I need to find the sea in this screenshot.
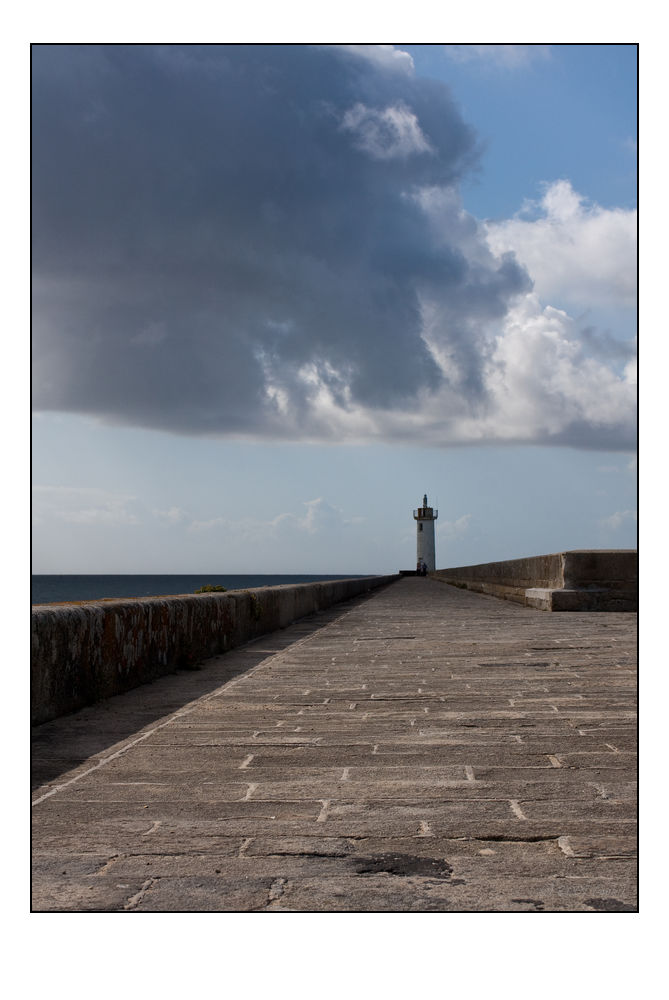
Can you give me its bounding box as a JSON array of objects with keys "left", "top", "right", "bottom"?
[{"left": 31, "top": 574, "right": 362, "bottom": 606}]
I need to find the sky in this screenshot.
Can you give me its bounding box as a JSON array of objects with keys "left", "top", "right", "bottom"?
[{"left": 31, "top": 42, "right": 638, "bottom": 574}]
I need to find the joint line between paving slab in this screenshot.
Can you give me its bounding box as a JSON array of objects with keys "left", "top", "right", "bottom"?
[{"left": 124, "top": 877, "right": 158, "bottom": 911}]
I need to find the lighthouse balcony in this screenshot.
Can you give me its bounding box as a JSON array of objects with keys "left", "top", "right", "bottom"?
[{"left": 413, "top": 508, "right": 438, "bottom": 519}]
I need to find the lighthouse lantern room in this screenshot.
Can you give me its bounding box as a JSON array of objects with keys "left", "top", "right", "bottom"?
[{"left": 413, "top": 494, "right": 438, "bottom": 573}]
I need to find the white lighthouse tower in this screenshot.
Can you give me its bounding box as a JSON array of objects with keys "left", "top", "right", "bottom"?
[{"left": 413, "top": 493, "right": 438, "bottom": 573}]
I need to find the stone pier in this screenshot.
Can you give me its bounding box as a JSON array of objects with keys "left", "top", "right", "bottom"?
[{"left": 31, "top": 577, "right": 637, "bottom": 912}]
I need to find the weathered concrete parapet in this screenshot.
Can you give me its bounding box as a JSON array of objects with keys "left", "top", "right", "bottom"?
[
  {"left": 432, "top": 550, "right": 637, "bottom": 612},
  {"left": 31, "top": 575, "right": 398, "bottom": 725}
]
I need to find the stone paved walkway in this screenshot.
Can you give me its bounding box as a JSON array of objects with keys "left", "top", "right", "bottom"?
[{"left": 31, "top": 577, "right": 637, "bottom": 911}]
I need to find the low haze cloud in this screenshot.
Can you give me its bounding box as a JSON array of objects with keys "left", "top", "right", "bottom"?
[
  {"left": 32, "top": 485, "right": 140, "bottom": 526},
  {"left": 32, "top": 45, "right": 635, "bottom": 450}
]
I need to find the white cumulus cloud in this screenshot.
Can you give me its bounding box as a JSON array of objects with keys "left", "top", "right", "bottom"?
[
  {"left": 485, "top": 180, "right": 637, "bottom": 310},
  {"left": 336, "top": 45, "right": 415, "bottom": 75},
  {"left": 601, "top": 509, "right": 637, "bottom": 530},
  {"left": 152, "top": 506, "right": 188, "bottom": 524}
]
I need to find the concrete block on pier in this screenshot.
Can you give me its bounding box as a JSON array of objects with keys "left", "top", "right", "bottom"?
[{"left": 433, "top": 550, "right": 637, "bottom": 612}]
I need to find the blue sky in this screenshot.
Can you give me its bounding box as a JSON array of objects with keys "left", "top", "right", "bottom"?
[
  {"left": 31, "top": 43, "right": 637, "bottom": 574},
  {"left": 407, "top": 44, "right": 637, "bottom": 218}
]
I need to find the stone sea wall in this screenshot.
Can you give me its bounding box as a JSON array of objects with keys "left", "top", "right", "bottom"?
[
  {"left": 432, "top": 550, "right": 637, "bottom": 612},
  {"left": 31, "top": 575, "right": 398, "bottom": 724}
]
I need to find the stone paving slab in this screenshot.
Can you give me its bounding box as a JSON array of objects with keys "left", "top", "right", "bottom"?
[{"left": 31, "top": 577, "right": 637, "bottom": 912}]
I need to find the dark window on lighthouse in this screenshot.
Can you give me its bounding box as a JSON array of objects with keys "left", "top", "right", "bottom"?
[{"left": 419, "top": 523, "right": 423, "bottom": 531}]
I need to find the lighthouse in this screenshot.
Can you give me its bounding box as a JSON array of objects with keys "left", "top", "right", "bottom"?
[{"left": 413, "top": 493, "right": 438, "bottom": 573}]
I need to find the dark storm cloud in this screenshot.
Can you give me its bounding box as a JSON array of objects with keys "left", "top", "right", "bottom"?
[{"left": 32, "top": 44, "right": 530, "bottom": 436}]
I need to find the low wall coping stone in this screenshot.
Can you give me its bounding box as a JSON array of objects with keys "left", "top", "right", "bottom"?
[{"left": 433, "top": 550, "right": 637, "bottom": 612}]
